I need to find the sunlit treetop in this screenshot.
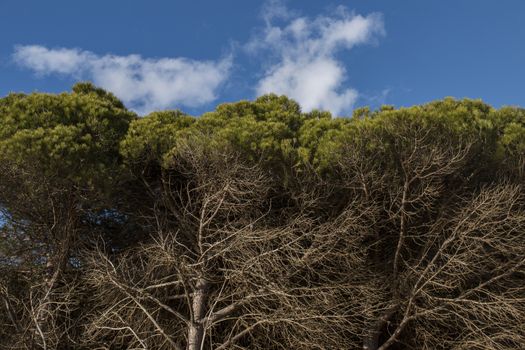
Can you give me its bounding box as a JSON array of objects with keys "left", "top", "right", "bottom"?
[{"left": 0, "top": 82, "right": 135, "bottom": 188}]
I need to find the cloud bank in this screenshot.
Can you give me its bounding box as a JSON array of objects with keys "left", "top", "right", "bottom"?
[
  {"left": 249, "top": 5, "right": 384, "bottom": 115},
  {"left": 13, "top": 3, "right": 384, "bottom": 116},
  {"left": 13, "top": 45, "right": 231, "bottom": 113}
]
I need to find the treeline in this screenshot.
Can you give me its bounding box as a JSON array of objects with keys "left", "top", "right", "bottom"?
[{"left": 0, "top": 83, "right": 524, "bottom": 349}]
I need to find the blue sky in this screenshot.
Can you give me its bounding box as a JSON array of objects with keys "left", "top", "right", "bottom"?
[{"left": 1, "top": 0, "right": 525, "bottom": 116}]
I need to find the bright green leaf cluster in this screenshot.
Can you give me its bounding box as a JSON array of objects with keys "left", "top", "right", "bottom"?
[
  {"left": 0, "top": 82, "right": 135, "bottom": 188},
  {"left": 2, "top": 84, "right": 525, "bottom": 189}
]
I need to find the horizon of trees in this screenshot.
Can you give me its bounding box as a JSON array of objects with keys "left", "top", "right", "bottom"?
[{"left": 1, "top": 82, "right": 525, "bottom": 349}]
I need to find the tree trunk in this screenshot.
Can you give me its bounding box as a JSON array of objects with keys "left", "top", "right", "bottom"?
[
  {"left": 363, "top": 305, "right": 398, "bottom": 350},
  {"left": 187, "top": 278, "right": 208, "bottom": 350},
  {"left": 187, "top": 322, "right": 205, "bottom": 350}
]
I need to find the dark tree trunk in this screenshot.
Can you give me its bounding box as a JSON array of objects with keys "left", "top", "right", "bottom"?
[{"left": 363, "top": 305, "right": 398, "bottom": 350}]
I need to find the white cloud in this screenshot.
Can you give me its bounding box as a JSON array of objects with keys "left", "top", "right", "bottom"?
[
  {"left": 13, "top": 45, "right": 231, "bottom": 113},
  {"left": 13, "top": 45, "right": 92, "bottom": 76},
  {"left": 250, "top": 4, "right": 384, "bottom": 116},
  {"left": 260, "top": 0, "right": 294, "bottom": 24}
]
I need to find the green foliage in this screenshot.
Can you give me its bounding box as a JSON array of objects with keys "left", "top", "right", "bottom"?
[
  {"left": 0, "top": 86, "right": 516, "bottom": 189},
  {"left": 0, "top": 82, "right": 135, "bottom": 188},
  {"left": 314, "top": 98, "right": 499, "bottom": 178},
  {"left": 493, "top": 107, "right": 525, "bottom": 161},
  {"left": 297, "top": 112, "right": 349, "bottom": 168},
  {"left": 189, "top": 94, "right": 304, "bottom": 164},
  {"left": 120, "top": 110, "right": 195, "bottom": 167}
]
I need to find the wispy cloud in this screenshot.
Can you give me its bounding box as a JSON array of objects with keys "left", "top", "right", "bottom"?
[
  {"left": 13, "top": 3, "right": 385, "bottom": 116},
  {"left": 248, "top": 3, "right": 385, "bottom": 115},
  {"left": 260, "top": 0, "right": 295, "bottom": 24},
  {"left": 13, "top": 45, "right": 231, "bottom": 113}
]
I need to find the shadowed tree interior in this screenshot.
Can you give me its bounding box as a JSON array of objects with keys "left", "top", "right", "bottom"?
[{"left": 1, "top": 84, "right": 525, "bottom": 349}]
